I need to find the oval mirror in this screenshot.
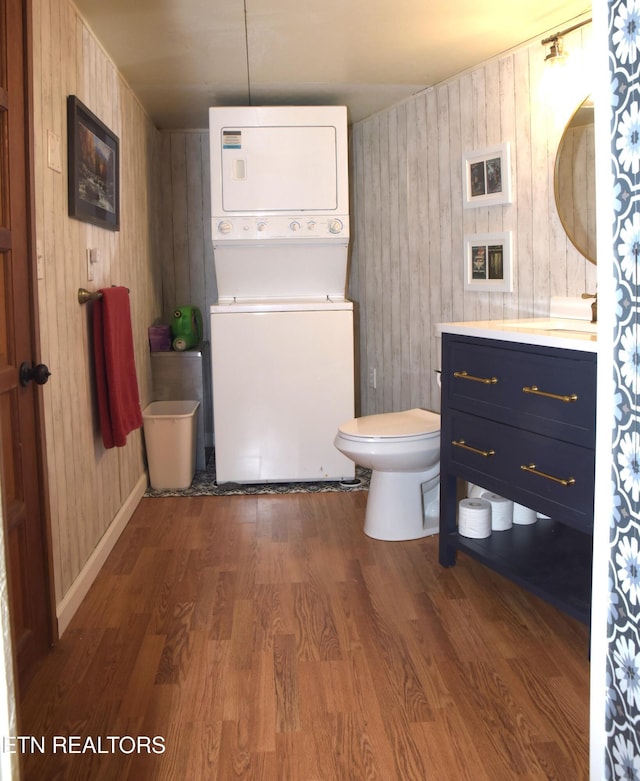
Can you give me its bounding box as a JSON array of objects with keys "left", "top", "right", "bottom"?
[{"left": 554, "top": 96, "right": 596, "bottom": 264}]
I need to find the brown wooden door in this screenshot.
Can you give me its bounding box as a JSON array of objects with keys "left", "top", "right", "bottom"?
[{"left": 0, "top": 0, "right": 54, "bottom": 692}]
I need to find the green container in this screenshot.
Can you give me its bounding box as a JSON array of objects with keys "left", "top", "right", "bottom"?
[{"left": 171, "top": 306, "right": 202, "bottom": 351}]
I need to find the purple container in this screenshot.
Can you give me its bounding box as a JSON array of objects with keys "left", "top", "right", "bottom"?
[{"left": 148, "top": 325, "right": 172, "bottom": 352}]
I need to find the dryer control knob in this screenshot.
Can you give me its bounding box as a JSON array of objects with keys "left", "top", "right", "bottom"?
[
  {"left": 307, "top": 220, "right": 317, "bottom": 231},
  {"left": 218, "top": 220, "right": 233, "bottom": 235},
  {"left": 290, "top": 220, "right": 301, "bottom": 232},
  {"left": 257, "top": 221, "right": 267, "bottom": 232},
  {"left": 329, "top": 219, "right": 343, "bottom": 234}
]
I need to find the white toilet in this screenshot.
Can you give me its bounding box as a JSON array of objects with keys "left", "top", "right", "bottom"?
[{"left": 334, "top": 408, "right": 441, "bottom": 541}]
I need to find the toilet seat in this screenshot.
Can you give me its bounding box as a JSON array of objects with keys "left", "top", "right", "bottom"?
[{"left": 337, "top": 408, "right": 440, "bottom": 442}]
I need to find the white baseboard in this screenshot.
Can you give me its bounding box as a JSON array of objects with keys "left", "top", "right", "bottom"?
[{"left": 56, "top": 472, "right": 148, "bottom": 637}]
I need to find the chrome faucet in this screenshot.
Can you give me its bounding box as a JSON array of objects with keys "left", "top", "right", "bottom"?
[{"left": 581, "top": 292, "right": 597, "bottom": 324}]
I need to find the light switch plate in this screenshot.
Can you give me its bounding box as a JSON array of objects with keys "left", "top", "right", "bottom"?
[{"left": 47, "top": 130, "right": 62, "bottom": 173}]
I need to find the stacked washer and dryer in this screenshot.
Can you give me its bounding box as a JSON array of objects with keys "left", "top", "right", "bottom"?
[{"left": 208, "top": 106, "right": 356, "bottom": 484}]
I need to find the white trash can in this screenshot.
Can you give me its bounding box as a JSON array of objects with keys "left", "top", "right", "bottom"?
[{"left": 142, "top": 400, "right": 200, "bottom": 490}]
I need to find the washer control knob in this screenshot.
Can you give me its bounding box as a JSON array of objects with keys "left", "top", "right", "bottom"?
[
  {"left": 290, "top": 220, "right": 301, "bottom": 232},
  {"left": 257, "top": 221, "right": 267, "bottom": 232},
  {"left": 307, "top": 220, "right": 317, "bottom": 231},
  {"left": 218, "top": 220, "right": 232, "bottom": 235},
  {"left": 329, "top": 219, "right": 343, "bottom": 234}
]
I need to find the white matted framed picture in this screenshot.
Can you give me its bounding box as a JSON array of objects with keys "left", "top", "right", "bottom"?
[
  {"left": 463, "top": 232, "right": 513, "bottom": 292},
  {"left": 462, "top": 143, "right": 512, "bottom": 208}
]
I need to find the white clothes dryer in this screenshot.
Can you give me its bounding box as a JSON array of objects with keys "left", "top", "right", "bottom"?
[{"left": 210, "top": 298, "right": 355, "bottom": 484}]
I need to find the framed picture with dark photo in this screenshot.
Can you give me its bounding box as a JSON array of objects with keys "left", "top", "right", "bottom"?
[
  {"left": 463, "top": 143, "right": 512, "bottom": 208},
  {"left": 464, "top": 232, "right": 513, "bottom": 292},
  {"left": 67, "top": 95, "right": 120, "bottom": 230}
]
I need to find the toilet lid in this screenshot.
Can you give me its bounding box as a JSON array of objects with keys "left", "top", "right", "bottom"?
[{"left": 338, "top": 408, "right": 440, "bottom": 439}]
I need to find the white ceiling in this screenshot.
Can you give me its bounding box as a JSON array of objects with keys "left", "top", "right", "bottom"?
[{"left": 73, "top": 0, "right": 592, "bottom": 130}]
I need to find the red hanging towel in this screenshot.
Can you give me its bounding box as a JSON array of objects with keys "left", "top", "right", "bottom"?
[{"left": 93, "top": 286, "right": 143, "bottom": 448}]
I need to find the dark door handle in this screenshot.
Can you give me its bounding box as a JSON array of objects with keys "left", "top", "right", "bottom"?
[{"left": 19, "top": 362, "right": 51, "bottom": 387}]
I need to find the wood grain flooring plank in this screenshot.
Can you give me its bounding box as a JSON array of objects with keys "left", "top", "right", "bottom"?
[
  {"left": 381, "top": 705, "right": 430, "bottom": 779},
  {"left": 147, "top": 548, "right": 193, "bottom": 636},
  {"left": 409, "top": 708, "right": 493, "bottom": 781},
  {"left": 208, "top": 569, "right": 237, "bottom": 641},
  {"left": 409, "top": 590, "right": 460, "bottom": 662},
  {"left": 229, "top": 598, "right": 255, "bottom": 670},
  {"left": 218, "top": 719, "right": 252, "bottom": 780},
  {"left": 507, "top": 656, "right": 589, "bottom": 772},
  {"left": 219, "top": 663, "right": 253, "bottom": 727},
  {"left": 20, "top": 626, "right": 106, "bottom": 734},
  {"left": 302, "top": 533, "right": 349, "bottom": 585},
  {"left": 248, "top": 750, "right": 280, "bottom": 781},
  {"left": 255, "top": 540, "right": 296, "bottom": 586},
  {"left": 273, "top": 633, "right": 301, "bottom": 734},
  {"left": 320, "top": 658, "right": 358, "bottom": 714},
  {"left": 293, "top": 579, "right": 343, "bottom": 662},
  {"left": 347, "top": 644, "right": 399, "bottom": 740},
  {"left": 251, "top": 582, "right": 296, "bottom": 652},
  {"left": 71, "top": 572, "right": 135, "bottom": 630},
  {"left": 138, "top": 684, "right": 179, "bottom": 744},
  {"left": 437, "top": 594, "right": 499, "bottom": 663},
  {"left": 530, "top": 738, "right": 588, "bottom": 781},
  {"left": 234, "top": 522, "right": 261, "bottom": 598},
  {"left": 188, "top": 563, "right": 220, "bottom": 631},
  {"left": 316, "top": 711, "right": 382, "bottom": 781},
  {"left": 115, "top": 632, "right": 166, "bottom": 722},
  {"left": 329, "top": 578, "right": 365, "bottom": 654},
  {"left": 345, "top": 560, "right": 434, "bottom": 722},
  {"left": 439, "top": 657, "right": 547, "bottom": 780},
  {"left": 177, "top": 638, "right": 229, "bottom": 725},
  {"left": 247, "top": 650, "right": 277, "bottom": 754},
  {"left": 153, "top": 601, "right": 194, "bottom": 685},
  {"left": 103, "top": 522, "right": 150, "bottom": 576},
  {"left": 402, "top": 617, "right": 457, "bottom": 711},
  {"left": 120, "top": 547, "right": 173, "bottom": 618},
  {"left": 275, "top": 732, "right": 323, "bottom": 780}
]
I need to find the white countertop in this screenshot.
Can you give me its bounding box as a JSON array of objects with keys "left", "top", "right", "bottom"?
[{"left": 437, "top": 318, "right": 598, "bottom": 353}]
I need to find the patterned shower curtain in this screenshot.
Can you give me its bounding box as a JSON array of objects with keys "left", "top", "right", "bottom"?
[{"left": 605, "top": 0, "right": 640, "bottom": 776}]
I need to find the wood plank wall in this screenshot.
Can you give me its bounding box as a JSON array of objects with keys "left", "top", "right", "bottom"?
[
  {"left": 31, "top": 0, "right": 162, "bottom": 605},
  {"left": 351, "top": 23, "right": 596, "bottom": 417},
  {"left": 157, "top": 132, "right": 216, "bottom": 447}
]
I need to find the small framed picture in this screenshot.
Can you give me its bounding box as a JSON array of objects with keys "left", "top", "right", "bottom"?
[
  {"left": 67, "top": 95, "right": 120, "bottom": 231},
  {"left": 463, "top": 143, "right": 512, "bottom": 208},
  {"left": 463, "top": 232, "right": 513, "bottom": 292}
]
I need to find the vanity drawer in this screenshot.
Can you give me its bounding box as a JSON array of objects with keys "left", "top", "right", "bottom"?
[
  {"left": 444, "top": 337, "right": 596, "bottom": 446},
  {"left": 445, "top": 411, "right": 595, "bottom": 527}
]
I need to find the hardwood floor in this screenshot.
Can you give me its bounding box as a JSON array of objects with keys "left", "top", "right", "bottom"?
[{"left": 20, "top": 492, "right": 590, "bottom": 780}]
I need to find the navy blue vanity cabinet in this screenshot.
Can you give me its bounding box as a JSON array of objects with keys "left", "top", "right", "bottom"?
[{"left": 438, "top": 333, "right": 596, "bottom": 624}]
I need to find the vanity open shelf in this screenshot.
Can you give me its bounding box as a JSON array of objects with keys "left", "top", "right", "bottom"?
[
  {"left": 438, "top": 327, "right": 596, "bottom": 625},
  {"left": 446, "top": 517, "right": 592, "bottom": 624}
]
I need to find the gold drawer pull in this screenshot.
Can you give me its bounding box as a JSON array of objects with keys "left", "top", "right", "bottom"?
[
  {"left": 520, "top": 463, "right": 576, "bottom": 487},
  {"left": 453, "top": 370, "right": 498, "bottom": 385},
  {"left": 452, "top": 439, "right": 495, "bottom": 457},
  {"left": 522, "top": 385, "right": 578, "bottom": 403}
]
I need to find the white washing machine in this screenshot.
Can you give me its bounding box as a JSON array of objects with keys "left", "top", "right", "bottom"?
[
  {"left": 208, "top": 105, "right": 355, "bottom": 484},
  {"left": 210, "top": 298, "right": 354, "bottom": 484}
]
